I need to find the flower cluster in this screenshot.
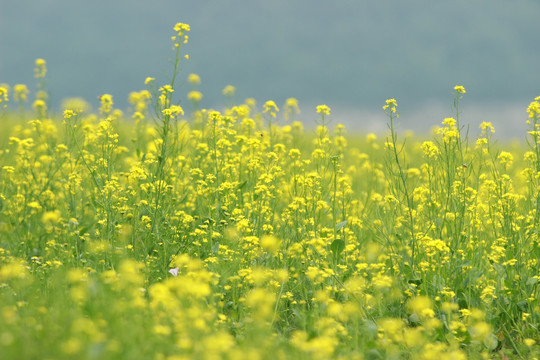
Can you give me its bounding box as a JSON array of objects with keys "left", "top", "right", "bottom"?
[{"left": 0, "top": 23, "right": 538, "bottom": 360}]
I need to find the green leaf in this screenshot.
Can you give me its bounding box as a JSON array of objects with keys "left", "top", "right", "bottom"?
[
  {"left": 330, "top": 239, "right": 345, "bottom": 255},
  {"left": 483, "top": 333, "right": 498, "bottom": 351},
  {"left": 365, "top": 349, "right": 382, "bottom": 360},
  {"left": 237, "top": 180, "right": 247, "bottom": 190},
  {"left": 492, "top": 263, "right": 505, "bottom": 274},
  {"left": 517, "top": 301, "right": 529, "bottom": 312},
  {"left": 336, "top": 220, "right": 347, "bottom": 231},
  {"left": 212, "top": 241, "right": 220, "bottom": 254}
]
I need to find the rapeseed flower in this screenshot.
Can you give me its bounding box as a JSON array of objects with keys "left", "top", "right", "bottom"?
[
  {"left": 32, "top": 99, "right": 47, "bottom": 118},
  {"left": 187, "top": 90, "right": 203, "bottom": 102},
  {"left": 0, "top": 86, "right": 7, "bottom": 108},
  {"left": 260, "top": 234, "right": 280, "bottom": 255},
  {"left": 162, "top": 105, "right": 184, "bottom": 117},
  {"left": 263, "top": 100, "right": 279, "bottom": 118},
  {"left": 187, "top": 73, "right": 201, "bottom": 85},
  {"left": 222, "top": 85, "right": 236, "bottom": 97},
  {"left": 283, "top": 97, "right": 300, "bottom": 121},
  {"left": 454, "top": 85, "right": 466, "bottom": 94},
  {"left": 13, "top": 84, "right": 28, "bottom": 103},
  {"left": 63, "top": 109, "right": 77, "bottom": 119},
  {"left": 0, "top": 259, "right": 28, "bottom": 281},
  {"left": 173, "top": 22, "right": 190, "bottom": 35},
  {"left": 0, "top": 22, "right": 538, "bottom": 360},
  {"left": 99, "top": 94, "right": 114, "bottom": 115},
  {"left": 316, "top": 104, "right": 331, "bottom": 115},
  {"left": 34, "top": 58, "right": 47, "bottom": 78},
  {"left": 41, "top": 210, "right": 61, "bottom": 224},
  {"left": 382, "top": 98, "right": 397, "bottom": 113}
]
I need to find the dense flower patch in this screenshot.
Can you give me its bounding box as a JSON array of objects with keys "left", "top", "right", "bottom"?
[{"left": 0, "top": 22, "right": 538, "bottom": 360}]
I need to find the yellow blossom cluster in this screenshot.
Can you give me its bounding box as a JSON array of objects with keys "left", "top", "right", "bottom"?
[{"left": 0, "top": 23, "right": 538, "bottom": 360}]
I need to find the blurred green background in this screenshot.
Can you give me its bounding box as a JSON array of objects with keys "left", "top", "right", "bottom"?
[{"left": 1, "top": 0, "right": 539, "bottom": 136}]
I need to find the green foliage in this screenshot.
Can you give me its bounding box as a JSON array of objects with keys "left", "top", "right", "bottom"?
[{"left": 0, "top": 21, "right": 539, "bottom": 360}]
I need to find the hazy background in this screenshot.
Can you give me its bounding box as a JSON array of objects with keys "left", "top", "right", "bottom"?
[{"left": 1, "top": 0, "right": 539, "bottom": 138}]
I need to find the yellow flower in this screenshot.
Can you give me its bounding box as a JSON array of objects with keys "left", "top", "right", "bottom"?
[
  {"left": 222, "top": 85, "right": 236, "bottom": 97},
  {"left": 63, "top": 109, "right": 78, "bottom": 119},
  {"left": 42, "top": 210, "right": 61, "bottom": 224},
  {"left": 187, "top": 91, "right": 203, "bottom": 102},
  {"left": 34, "top": 58, "right": 47, "bottom": 79},
  {"left": 316, "top": 104, "right": 331, "bottom": 115},
  {"left": 27, "top": 201, "right": 42, "bottom": 210},
  {"left": 382, "top": 98, "right": 398, "bottom": 115},
  {"left": 61, "top": 338, "right": 81, "bottom": 355},
  {"left": 497, "top": 151, "right": 514, "bottom": 167},
  {"left": 476, "top": 138, "right": 488, "bottom": 146},
  {"left": 454, "top": 85, "right": 466, "bottom": 94},
  {"left": 159, "top": 85, "right": 174, "bottom": 94},
  {"left": 0, "top": 86, "right": 8, "bottom": 107},
  {"left": 421, "top": 141, "right": 440, "bottom": 159},
  {"left": 152, "top": 324, "right": 171, "bottom": 336},
  {"left": 246, "top": 97, "right": 256, "bottom": 107},
  {"left": 480, "top": 285, "right": 497, "bottom": 303},
  {"left": 162, "top": 105, "right": 184, "bottom": 117},
  {"left": 385, "top": 98, "right": 397, "bottom": 107},
  {"left": 284, "top": 97, "right": 300, "bottom": 121},
  {"left": 469, "top": 321, "right": 492, "bottom": 341},
  {"left": 245, "top": 288, "right": 276, "bottom": 320},
  {"left": 442, "top": 117, "right": 456, "bottom": 127},
  {"left": 366, "top": 133, "right": 377, "bottom": 143},
  {"left": 407, "top": 296, "right": 434, "bottom": 319},
  {"left": 260, "top": 235, "right": 281, "bottom": 255},
  {"left": 13, "top": 84, "right": 29, "bottom": 103},
  {"left": 173, "top": 22, "right": 191, "bottom": 35},
  {"left": 33, "top": 99, "right": 47, "bottom": 117},
  {"left": 209, "top": 110, "right": 221, "bottom": 123},
  {"left": 480, "top": 121, "right": 495, "bottom": 134},
  {"left": 527, "top": 99, "right": 540, "bottom": 120},
  {"left": 288, "top": 148, "right": 301, "bottom": 159},
  {"left": 187, "top": 73, "right": 201, "bottom": 85},
  {"left": 263, "top": 100, "right": 280, "bottom": 118},
  {"left": 99, "top": 94, "right": 114, "bottom": 114},
  {"left": 0, "top": 259, "right": 29, "bottom": 281}
]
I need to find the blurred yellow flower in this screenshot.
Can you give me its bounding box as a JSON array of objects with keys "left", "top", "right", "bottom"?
[
  {"left": 187, "top": 73, "right": 201, "bottom": 85},
  {"left": 316, "top": 104, "right": 331, "bottom": 115},
  {"left": 222, "top": 85, "right": 236, "bottom": 97},
  {"left": 263, "top": 100, "right": 279, "bottom": 118},
  {"left": 0, "top": 86, "right": 8, "bottom": 108},
  {"left": 454, "top": 85, "right": 466, "bottom": 94},
  {"left": 34, "top": 58, "right": 47, "bottom": 79},
  {"left": 13, "top": 84, "right": 29, "bottom": 103},
  {"left": 187, "top": 91, "right": 203, "bottom": 102}
]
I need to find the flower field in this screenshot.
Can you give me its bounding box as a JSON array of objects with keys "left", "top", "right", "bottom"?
[{"left": 0, "top": 22, "right": 539, "bottom": 360}]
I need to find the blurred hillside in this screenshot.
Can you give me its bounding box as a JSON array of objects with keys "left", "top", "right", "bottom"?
[{"left": 1, "top": 0, "right": 539, "bottom": 136}]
